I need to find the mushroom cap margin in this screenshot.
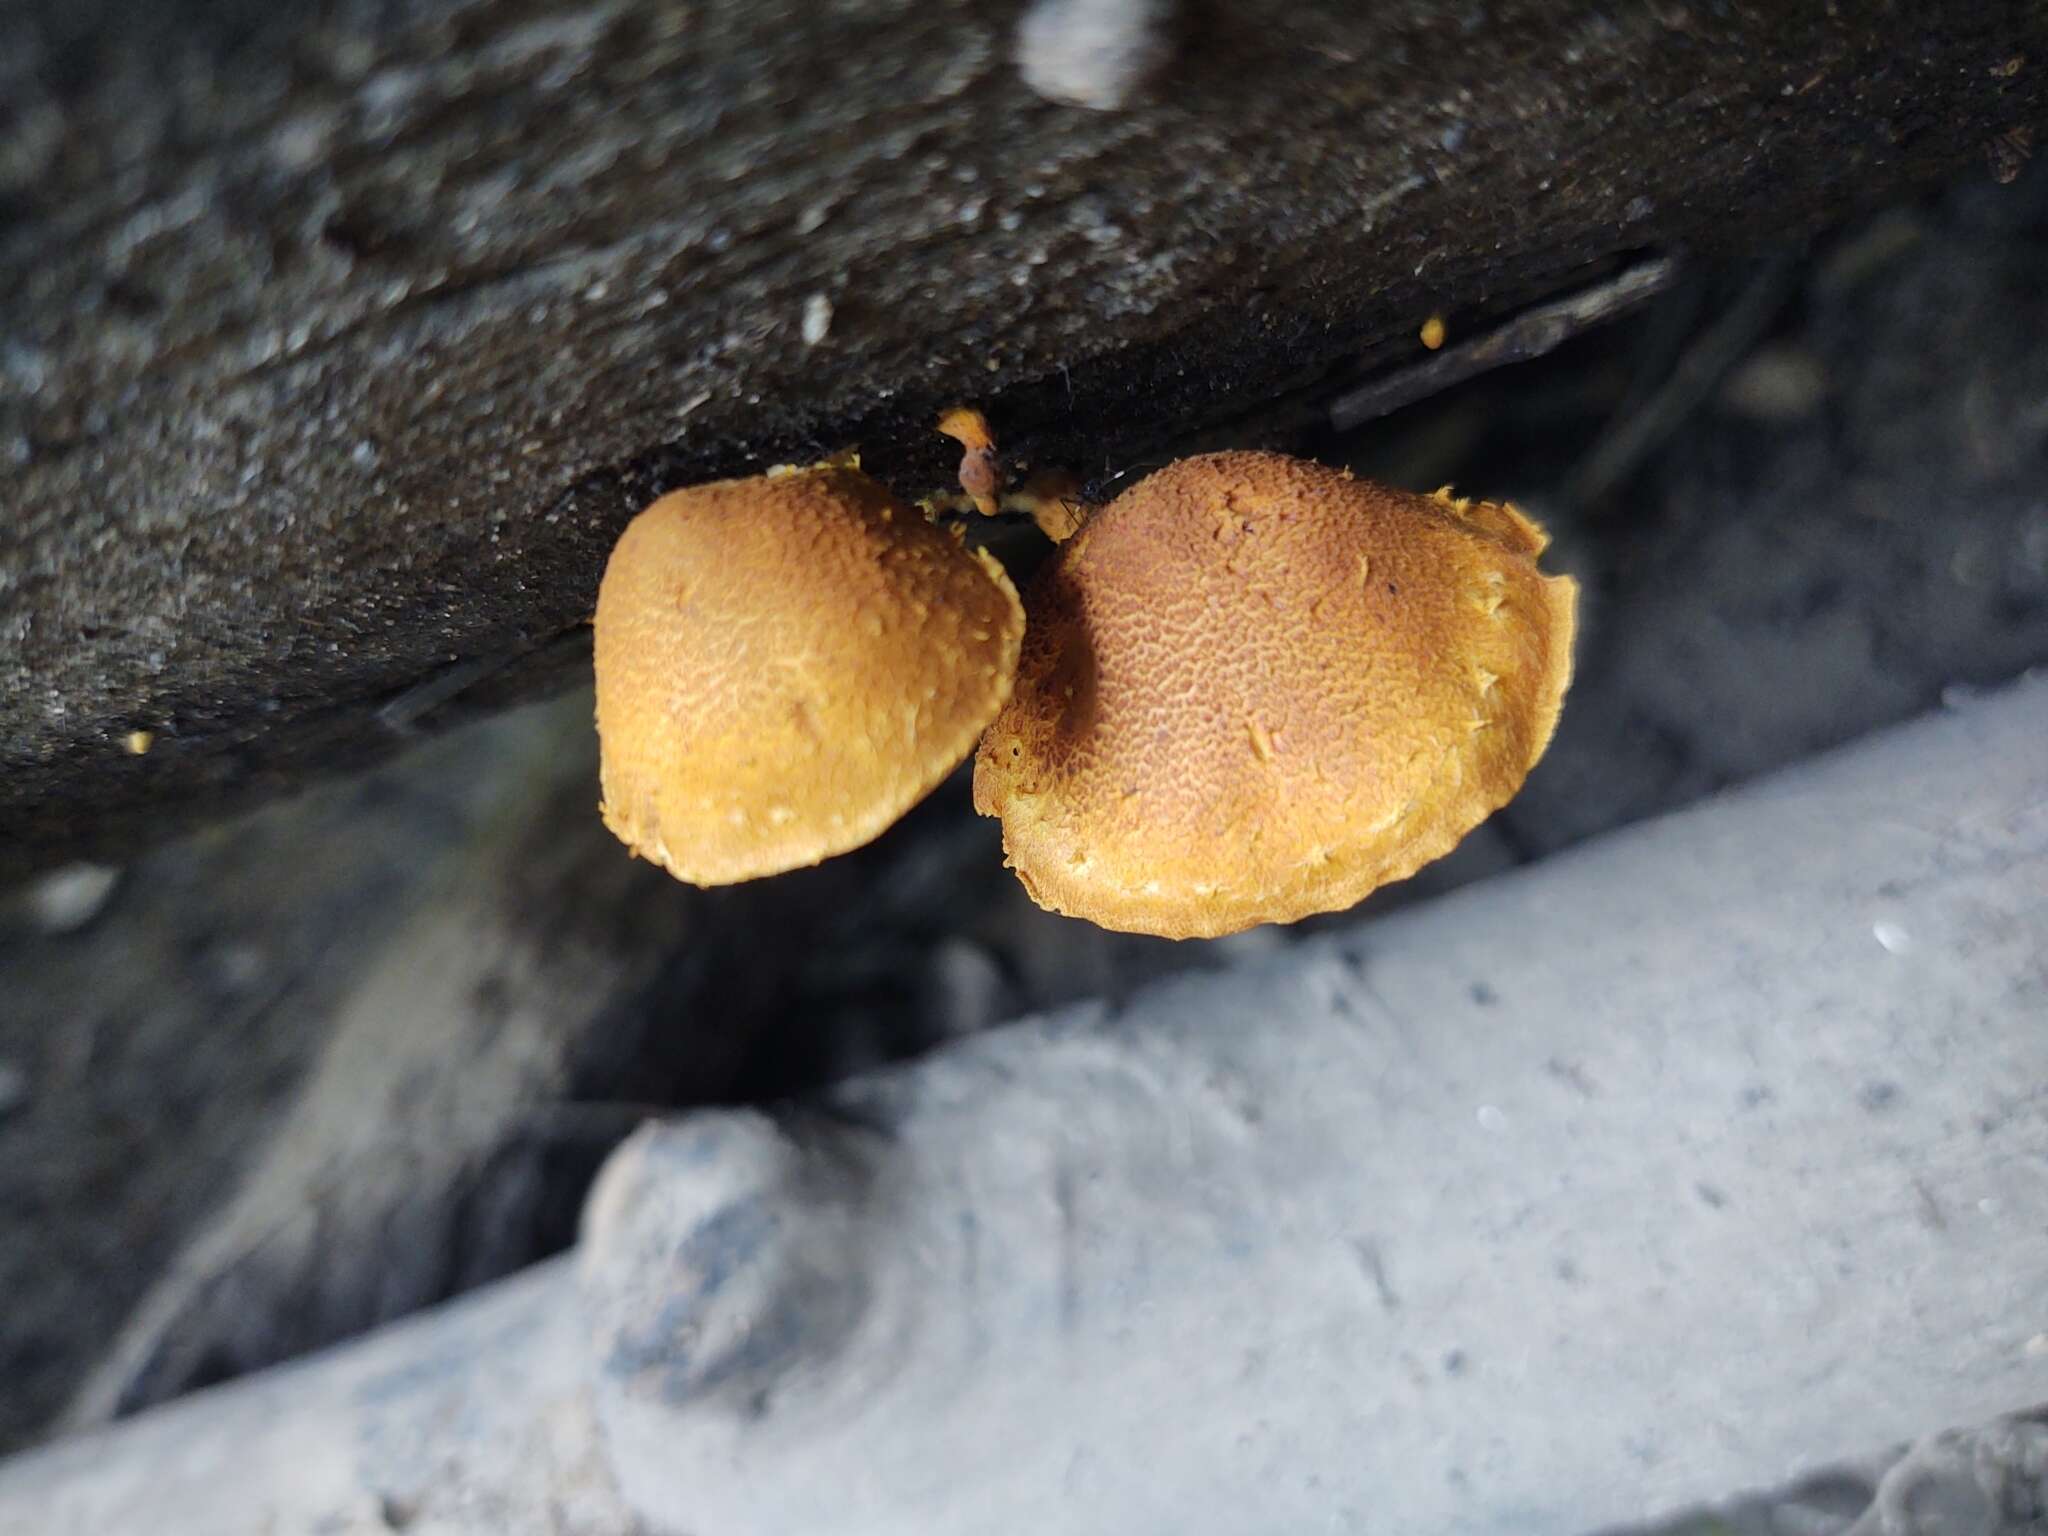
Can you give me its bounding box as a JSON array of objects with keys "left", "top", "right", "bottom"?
[
  {"left": 597, "top": 464, "right": 1025, "bottom": 885},
  {"left": 972, "top": 451, "right": 1577, "bottom": 938}
]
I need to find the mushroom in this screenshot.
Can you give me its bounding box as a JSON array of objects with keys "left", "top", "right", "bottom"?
[
  {"left": 932, "top": 408, "right": 1091, "bottom": 541},
  {"left": 972, "top": 451, "right": 1577, "bottom": 938},
  {"left": 936, "top": 407, "right": 1003, "bottom": 517},
  {"left": 595, "top": 462, "right": 1025, "bottom": 885},
  {"left": 1006, "top": 467, "right": 1092, "bottom": 543}
]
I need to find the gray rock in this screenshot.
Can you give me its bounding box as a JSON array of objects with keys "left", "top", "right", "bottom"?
[
  {"left": 1016, "top": 0, "right": 1176, "bottom": 110},
  {"left": 577, "top": 677, "right": 2048, "bottom": 1536}
]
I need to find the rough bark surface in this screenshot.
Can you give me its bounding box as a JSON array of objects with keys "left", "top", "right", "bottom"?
[{"left": 3, "top": 0, "right": 2043, "bottom": 870}]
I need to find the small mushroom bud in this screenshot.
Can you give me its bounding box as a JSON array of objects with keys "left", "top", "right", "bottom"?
[
  {"left": 596, "top": 463, "right": 1025, "bottom": 885},
  {"left": 936, "top": 406, "right": 1004, "bottom": 517},
  {"left": 973, "top": 451, "right": 1578, "bottom": 937},
  {"left": 1007, "top": 467, "right": 1092, "bottom": 544}
]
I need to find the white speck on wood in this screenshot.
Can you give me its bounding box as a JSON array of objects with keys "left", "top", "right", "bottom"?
[
  {"left": 800, "top": 293, "right": 834, "bottom": 347},
  {"left": 1015, "top": 0, "right": 1176, "bottom": 111}
]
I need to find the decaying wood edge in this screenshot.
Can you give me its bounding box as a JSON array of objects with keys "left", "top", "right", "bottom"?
[{"left": 3, "top": 1, "right": 2044, "bottom": 872}]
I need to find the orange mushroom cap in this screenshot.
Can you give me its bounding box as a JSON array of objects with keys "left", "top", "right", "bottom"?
[
  {"left": 972, "top": 451, "right": 1577, "bottom": 938},
  {"left": 596, "top": 463, "right": 1024, "bottom": 885},
  {"left": 937, "top": 406, "right": 1004, "bottom": 517},
  {"left": 1007, "top": 467, "right": 1092, "bottom": 543}
]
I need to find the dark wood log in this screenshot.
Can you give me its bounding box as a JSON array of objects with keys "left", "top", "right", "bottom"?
[{"left": 4, "top": 0, "right": 2043, "bottom": 871}]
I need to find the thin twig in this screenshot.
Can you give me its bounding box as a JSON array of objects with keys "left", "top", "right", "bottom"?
[
  {"left": 1565, "top": 253, "right": 1802, "bottom": 506},
  {"left": 1328, "top": 257, "right": 1680, "bottom": 432},
  {"left": 375, "top": 627, "right": 592, "bottom": 736}
]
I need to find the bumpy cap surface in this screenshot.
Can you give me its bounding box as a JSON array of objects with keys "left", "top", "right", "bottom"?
[
  {"left": 596, "top": 464, "right": 1024, "bottom": 885},
  {"left": 972, "top": 451, "right": 1577, "bottom": 937}
]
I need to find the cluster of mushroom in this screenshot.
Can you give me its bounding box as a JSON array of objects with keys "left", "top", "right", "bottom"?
[{"left": 593, "top": 422, "right": 1577, "bottom": 938}]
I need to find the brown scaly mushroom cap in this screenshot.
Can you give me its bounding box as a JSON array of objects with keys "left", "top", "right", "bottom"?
[
  {"left": 596, "top": 463, "right": 1024, "bottom": 885},
  {"left": 972, "top": 450, "right": 1577, "bottom": 938}
]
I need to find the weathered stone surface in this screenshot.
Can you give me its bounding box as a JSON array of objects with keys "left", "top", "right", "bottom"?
[
  {"left": 3, "top": 676, "right": 2041, "bottom": 1534},
  {"left": 4, "top": 0, "right": 2043, "bottom": 871},
  {"left": 570, "top": 684, "right": 2048, "bottom": 1536}
]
